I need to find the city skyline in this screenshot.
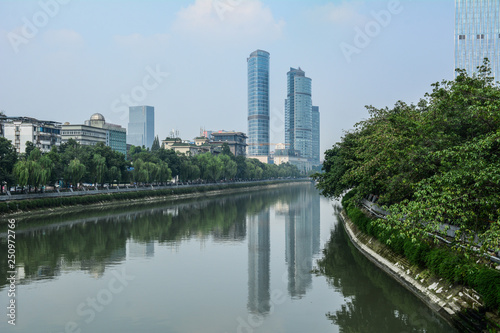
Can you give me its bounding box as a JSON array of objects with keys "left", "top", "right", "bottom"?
[{"left": 1, "top": 1, "right": 458, "bottom": 157}]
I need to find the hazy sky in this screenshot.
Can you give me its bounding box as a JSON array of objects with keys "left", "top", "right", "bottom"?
[{"left": 0, "top": 0, "right": 454, "bottom": 157}]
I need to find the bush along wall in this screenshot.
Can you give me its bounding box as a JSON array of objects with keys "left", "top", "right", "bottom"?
[{"left": 341, "top": 193, "right": 500, "bottom": 312}]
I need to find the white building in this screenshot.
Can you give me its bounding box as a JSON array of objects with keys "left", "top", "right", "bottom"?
[{"left": 2, "top": 117, "right": 61, "bottom": 154}]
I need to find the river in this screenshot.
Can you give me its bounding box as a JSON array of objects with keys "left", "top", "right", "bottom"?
[{"left": 0, "top": 182, "right": 456, "bottom": 332}]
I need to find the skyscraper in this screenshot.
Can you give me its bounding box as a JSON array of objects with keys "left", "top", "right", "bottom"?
[
  {"left": 127, "top": 106, "right": 155, "bottom": 149},
  {"left": 247, "top": 50, "right": 270, "bottom": 158},
  {"left": 455, "top": 0, "right": 500, "bottom": 81},
  {"left": 285, "top": 67, "right": 312, "bottom": 160},
  {"left": 312, "top": 106, "right": 320, "bottom": 165}
]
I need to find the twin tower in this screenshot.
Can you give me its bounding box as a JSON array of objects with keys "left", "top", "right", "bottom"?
[{"left": 247, "top": 50, "right": 320, "bottom": 169}]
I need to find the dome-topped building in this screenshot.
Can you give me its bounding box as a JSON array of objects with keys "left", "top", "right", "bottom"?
[
  {"left": 90, "top": 113, "right": 105, "bottom": 122},
  {"left": 63, "top": 113, "right": 127, "bottom": 156},
  {"left": 88, "top": 113, "right": 106, "bottom": 126}
]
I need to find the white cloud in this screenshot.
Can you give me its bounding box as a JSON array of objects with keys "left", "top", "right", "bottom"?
[{"left": 172, "top": 0, "right": 285, "bottom": 42}]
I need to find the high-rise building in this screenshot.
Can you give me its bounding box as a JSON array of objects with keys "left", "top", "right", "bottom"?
[
  {"left": 128, "top": 106, "right": 155, "bottom": 149},
  {"left": 247, "top": 50, "right": 270, "bottom": 158},
  {"left": 285, "top": 67, "right": 313, "bottom": 160},
  {"left": 455, "top": 0, "right": 500, "bottom": 81},
  {"left": 312, "top": 106, "right": 320, "bottom": 165}
]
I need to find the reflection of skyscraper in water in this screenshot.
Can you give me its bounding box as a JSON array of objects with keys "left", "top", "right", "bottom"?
[
  {"left": 285, "top": 187, "right": 321, "bottom": 298},
  {"left": 128, "top": 240, "right": 155, "bottom": 258},
  {"left": 247, "top": 209, "right": 270, "bottom": 314},
  {"left": 312, "top": 191, "right": 321, "bottom": 255}
]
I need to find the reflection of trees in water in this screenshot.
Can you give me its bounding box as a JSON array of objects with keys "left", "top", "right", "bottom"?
[
  {"left": 317, "top": 219, "right": 456, "bottom": 333},
  {"left": 0, "top": 185, "right": 309, "bottom": 291}
]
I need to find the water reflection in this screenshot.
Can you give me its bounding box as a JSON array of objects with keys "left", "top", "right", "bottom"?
[
  {"left": 317, "top": 209, "right": 457, "bottom": 333},
  {"left": 284, "top": 188, "right": 321, "bottom": 298},
  {"left": 247, "top": 209, "right": 270, "bottom": 314},
  {"left": 128, "top": 241, "right": 154, "bottom": 259},
  {"left": 0, "top": 184, "right": 458, "bottom": 333},
  {"left": 0, "top": 188, "right": 287, "bottom": 291}
]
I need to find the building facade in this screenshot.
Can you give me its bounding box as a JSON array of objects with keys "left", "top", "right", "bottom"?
[
  {"left": 62, "top": 114, "right": 126, "bottom": 155},
  {"left": 3, "top": 117, "right": 61, "bottom": 154},
  {"left": 85, "top": 113, "right": 127, "bottom": 156},
  {"left": 247, "top": 50, "right": 270, "bottom": 157},
  {"left": 312, "top": 106, "right": 320, "bottom": 165},
  {"left": 61, "top": 123, "right": 107, "bottom": 146},
  {"left": 455, "top": 0, "right": 500, "bottom": 80},
  {"left": 128, "top": 106, "right": 155, "bottom": 149},
  {"left": 284, "top": 67, "right": 319, "bottom": 170},
  {"left": 211, "top": 131, "right": 248, "bottom": 157}
]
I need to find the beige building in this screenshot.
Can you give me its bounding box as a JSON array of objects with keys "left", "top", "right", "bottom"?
[
  {"left": 162, "top": 138, "right": 211, "bottom": 156},
  {"left": 61, "top": 123, "right": 107, "bottom": 146}
]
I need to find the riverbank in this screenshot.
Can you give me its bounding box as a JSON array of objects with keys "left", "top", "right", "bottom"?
[
  {"left": 338, "top": 208, "right": 500, "bottom": 332},
  {"left": 0, "top": 179, "right": 309, "bottom": 221}
]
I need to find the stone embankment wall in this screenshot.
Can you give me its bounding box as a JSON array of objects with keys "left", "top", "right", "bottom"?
[{"left": 339, "top": 209, "right": 500, "bottom": 332}]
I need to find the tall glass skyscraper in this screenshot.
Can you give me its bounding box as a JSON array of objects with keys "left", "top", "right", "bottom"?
[
  {"left": 312, "top": 106, "right": 320, "bottom": 165},
  {"left": 127, "top": 105, "right": 155, "bottom": 149},
  {"left": 247, "top": 50, "right": 270, "bottom": 157},
  {"left": 285, "top": 67, "right": 313, "bottom": 160},
  {"left": 455, "top": 0, "right": 500, "bottom": 81}
]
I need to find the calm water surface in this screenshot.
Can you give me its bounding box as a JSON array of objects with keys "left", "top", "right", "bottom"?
[{"left": 0, "top": 183, "right": 456, "bottom": 332}]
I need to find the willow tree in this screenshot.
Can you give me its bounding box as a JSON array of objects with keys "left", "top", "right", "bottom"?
[{"left": 65, "top": 158, "right": 86, "bottom": 187}]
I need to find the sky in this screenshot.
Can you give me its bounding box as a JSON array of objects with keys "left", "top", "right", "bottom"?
[{"left": 0, "top": 0, "right": 455, "bottom": 157}]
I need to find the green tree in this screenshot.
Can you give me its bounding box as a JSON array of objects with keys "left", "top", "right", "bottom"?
[
  {"left": 39, "top": 155, "right": 54, "bottom": 191},
  {"left": 221, "top": 143, "right": 234, "bottom": 158},
  {"left": 156, "top": 160, "right": 172, "bottom": 185},
  {"left": 219, "top": 154, "right": 237, "bottom": 180},
  {"left": 93, "top": 154, "right": 108, "bottom": 186},
  {"left": 108, "top": 166, "right": 122, "bottom": 185},
  {"left": 205, "top": 154, "right": 223, "bottom": 181},
  {"left": 65, "top": 158, "right": 86, "bottom": 187},
  {"left": 0, "top": 137, "right": 18, "bottom": 193},
  {"left": 24, "top": 141, "right": 35, "bottom": 157},
  {"left": 315, "top": 60, "right": 500, "bottom": 258},
  {"left": 151, "top": 136, "right": 160, "bottom": 152}
]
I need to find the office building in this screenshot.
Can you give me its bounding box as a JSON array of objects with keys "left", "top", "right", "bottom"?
[
  {"left": 128, "top": 106, "right": 155, "bottom": 149},
  {"left": 247, "top": 50, "right": 270, "bottom": 158},
  {"left": 312, "top": 106, "right": 320, "bottom": 165},
  {"left": 85, "top": 113, "right": 127, "bottom": 156},
  {"left": 62, "top": 114, "right": 127, "bottom": 155},
  {"left": 61, "top": 123, "right": 107, "bottom": 146},
  {"left": 455, "top": 0, "right": 500, "bottom": 81},
  {"left": 285, "top": 67, "right": 319, "bottom": 170},
  {"left": 3, "top": 117, "right": 61, "bottom": 154}
]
